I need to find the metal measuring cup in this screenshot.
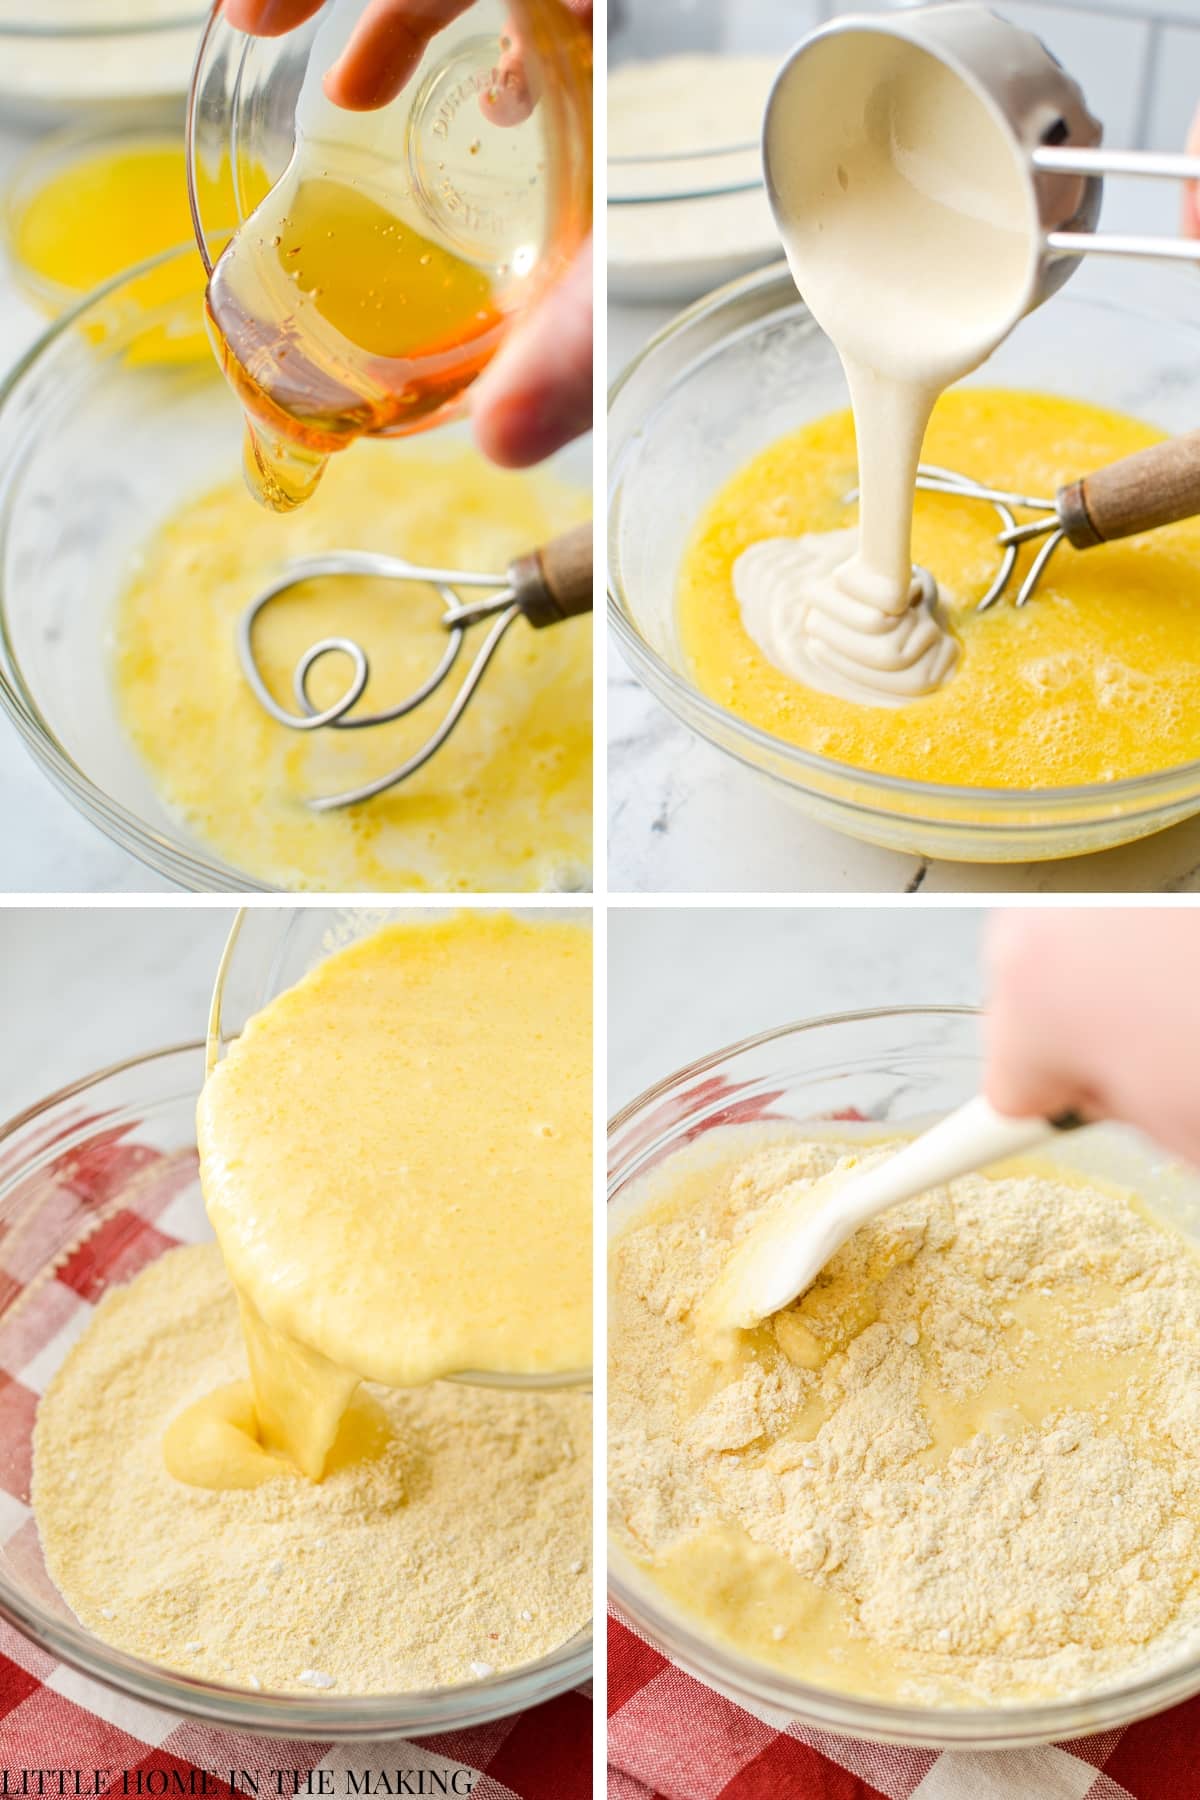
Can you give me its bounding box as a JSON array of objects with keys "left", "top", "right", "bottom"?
[{"left": 763, "top": 1, "right": 1200, "bottom": 335}]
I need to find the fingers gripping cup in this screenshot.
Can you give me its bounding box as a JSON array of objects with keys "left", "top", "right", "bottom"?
[{"left": 186, "top": 0, "right": 592, "bottom": 511}]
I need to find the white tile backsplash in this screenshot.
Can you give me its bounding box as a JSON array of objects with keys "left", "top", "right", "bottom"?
[
  {"left": 1073, "top": 0, "right": 1200, "bottom": 20},
  {"left": 610, "top": 0, "right": 824, "bottom": 61},
  {"left": 718, "top": 1, "right": 826, "bottom": 53}
]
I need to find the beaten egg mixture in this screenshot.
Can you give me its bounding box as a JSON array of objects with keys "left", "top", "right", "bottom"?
[
  {"left": 112, "top": 440, "right": 592, "bottom": 891},
  {"left": 680, "top": 389, "right": 1200, "bottom": 788}
]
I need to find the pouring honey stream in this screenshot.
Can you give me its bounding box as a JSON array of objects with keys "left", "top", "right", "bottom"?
[{"left": 191, "top": 0, "right": 593, "bottom": 512}]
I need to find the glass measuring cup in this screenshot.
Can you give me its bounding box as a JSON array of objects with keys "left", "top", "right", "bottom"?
[
  {"left": 207, "top": 905, "right": 592, "bottom": 1391},
  {"left": 187, "top": 0, "right": 592, "bottom": 509}
]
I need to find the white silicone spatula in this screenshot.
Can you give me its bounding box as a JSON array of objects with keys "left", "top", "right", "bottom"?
[{"left": 704, "top": 1096, "right": 1086, "bottom": 1332}]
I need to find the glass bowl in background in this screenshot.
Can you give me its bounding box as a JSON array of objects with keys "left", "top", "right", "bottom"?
[
  {"left": 0, "top": 2, "right": 204, "bottom": 120},
  {"left": 2, "top": 106, "right": 223, "bottom": 320},
  {"left": 608, "top": 1005, "right": 1200, "bottom": 1748},
  {"left": 0, "top": 1038, "right": 591, "bottom": 1733},
  {"left": 608, "top": 263, "right": 1200, "bottom": 863},
  {"left": 607, "top": 0, "right": 795, "bottom": 303},
  {"left": 0, "top": 247, "right": 592, "bottom": 892}
]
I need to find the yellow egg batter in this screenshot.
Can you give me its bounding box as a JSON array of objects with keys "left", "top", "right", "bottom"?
[
  {"left": 111, "top": 441, "right": 592, "bottom": 891},
  {"left": 680, "top": 389, "right": 1200, "bottom": 788},
  {"left": 188, "top": 911, "right": 591, "bottom": 1488}
]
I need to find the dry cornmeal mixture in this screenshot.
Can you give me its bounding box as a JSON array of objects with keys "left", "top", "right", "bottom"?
[
  {"left": 609, "top": 1128, "right": 1200, "bottom": 1707},
  {"left": 34, "top": 1245, "right": 591, "bottom": 1694}
]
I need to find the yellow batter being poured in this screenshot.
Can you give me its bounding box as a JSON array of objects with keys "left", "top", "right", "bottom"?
[
  {"left": 182, "top": 911, "right": 592, "bottom": 1490},
  {"left": 680, "top": 388, "right": 1200, "bottom": 789},
  {"left": 112, "top": 441, "right": 592, "bottom": 892}
]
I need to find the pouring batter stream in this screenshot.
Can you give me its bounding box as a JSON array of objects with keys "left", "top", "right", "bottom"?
[
  {"left": 738, "top": 29, "right": 1037, "bottom": 701},
  {"left": 171, "top": 911, "right": 592, "bottom": 1489}
]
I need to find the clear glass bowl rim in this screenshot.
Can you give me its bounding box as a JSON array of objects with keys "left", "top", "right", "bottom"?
[
  {"left": 606, "top": 139, "right": 764, "bottom": 209},
  {"left": 0, "top": 1039, "right": 592, "bottom": 1738},
  {"left": 0, "top": 245, "right": 318, "bottom": 892},
  {"left": 606, "top": 1003, "right": 1200, "bottom": 1749},
  {"left": 606, "top": 261, "right": 1200, "bottom": 822}
]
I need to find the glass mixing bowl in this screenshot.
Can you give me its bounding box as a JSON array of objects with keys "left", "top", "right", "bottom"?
[
  {"left": 0, "top": 246, "right": 592, "bottom": 892},
  {"left": 0, "top": 1040, "right": 591, "bottom": 1734},
  {"left": 608, "top": 264, "right": 1200, "bottom": 864},
  {"left": 608, "top": 1005, "right": 1200, "bottom": 1749},
  {"left": 2, "top": 106, "right": 206, "bottom": 319}
]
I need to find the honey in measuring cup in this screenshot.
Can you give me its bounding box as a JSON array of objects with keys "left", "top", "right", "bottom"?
[{"left": 189, "top": 0, "right": 593, "bottom": 512}]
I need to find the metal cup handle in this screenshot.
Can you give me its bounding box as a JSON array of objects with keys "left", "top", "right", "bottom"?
[{"left": 1034, "top": 144, "right": 1200, "bottom": 263}]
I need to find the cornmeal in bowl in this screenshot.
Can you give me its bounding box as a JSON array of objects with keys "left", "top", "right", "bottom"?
[{"left": 610, "top": 1127, "right": 1200, "bottom": 1707}]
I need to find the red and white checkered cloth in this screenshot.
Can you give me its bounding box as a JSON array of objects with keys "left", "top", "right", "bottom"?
[
  {"left": 0, "top": 1124, "right": 590, "bottom": 1799},
  {"left": 608, "top": 1615, "right": 1200, "bottom": 1800}
]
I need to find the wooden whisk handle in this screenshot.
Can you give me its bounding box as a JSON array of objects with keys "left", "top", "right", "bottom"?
[
  {"left": 509, "top": 522, "right": 594, "bottom": 628},
  {"left": 1058, "top": 429, "right": 1200, "bottom": 548}
]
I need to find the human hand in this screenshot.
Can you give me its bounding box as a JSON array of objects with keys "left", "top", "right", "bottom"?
[
  {"left": 218, "top": 0, "right": 593, "bottom": 467},
  {"left": 983, "top": 909, "right": 1200, "bottom": 1166}
]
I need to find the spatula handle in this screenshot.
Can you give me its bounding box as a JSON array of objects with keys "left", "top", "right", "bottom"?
[
  {"left": 737, "top": 1096, "right": 1086, "bottom": 1326},
  {"left": 1059, "top": 430, "right": 1200, "bottom": 548},
  {"left": 509, "top": 523, "right": 594, "bottom": 628}
]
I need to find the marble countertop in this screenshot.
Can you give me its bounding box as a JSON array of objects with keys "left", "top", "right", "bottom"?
[{"left": 609, "top": 904, "right": 986, "bottom": 1110}]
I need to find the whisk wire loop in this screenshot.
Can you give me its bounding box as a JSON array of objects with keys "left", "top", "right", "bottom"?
[
  {"left": 237, "top": 522, "right": 594, "bottom": 811},
  {"left": 306, "top": 602, "right": 524, "bottom": 813},
  {"left": 844, "top": 464, "right": 1072, "bottom": 611}
]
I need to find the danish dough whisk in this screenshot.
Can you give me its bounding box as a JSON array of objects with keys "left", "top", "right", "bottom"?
[
  {"left": 846, "top": 430, "right": 1200, "bottom": 611},
  {"left": 238, "top": 521, "right": 592, "bottom": 811}
]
